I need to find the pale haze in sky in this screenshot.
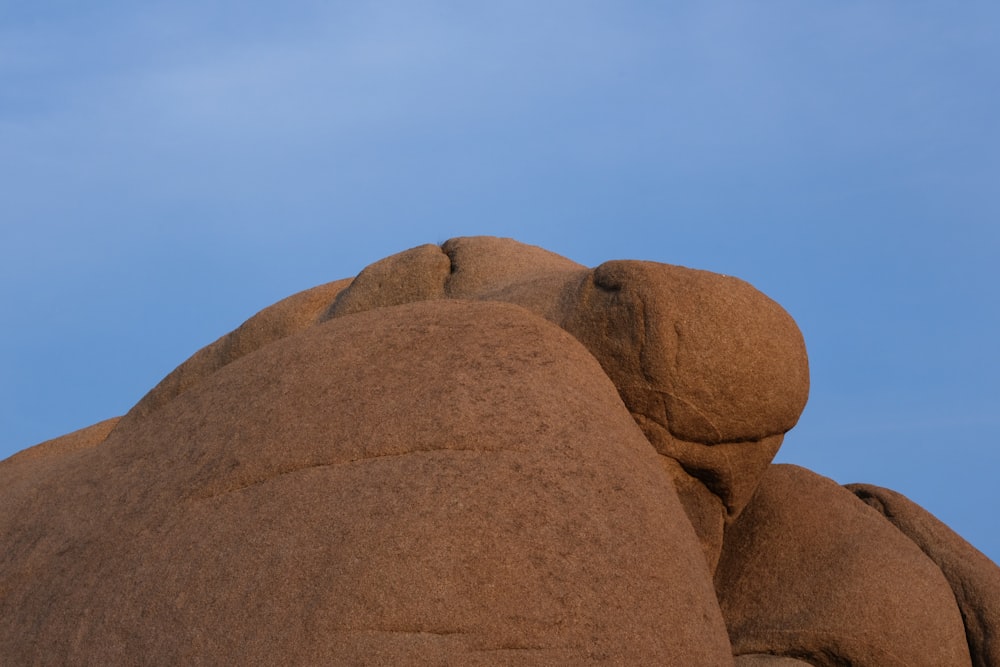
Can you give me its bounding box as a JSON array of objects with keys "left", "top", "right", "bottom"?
[{"left": 2, "top": 2, "right": 998, "bottom": 562}]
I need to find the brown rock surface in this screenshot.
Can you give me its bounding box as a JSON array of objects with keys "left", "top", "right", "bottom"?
[
  {"left": 715, "top": 464, "right": 972, "bottom": 666},
  {"left": 0, "top": 300, "right": 732, "bottom": 664},
  {"left": 734, "top": 655, "right": 814, "bottom": 666},
  {"left": 321, "top": 237, "right": 811, "bottom": 566},
  {"left": 2, "top": 236, "right": 996, "bottom": 665},
  {"left": 5, "top": 416, "right": 120, "bottom": 464},
  {"left": 848, "top": 483, "right": 1000, "bottom": 667}
]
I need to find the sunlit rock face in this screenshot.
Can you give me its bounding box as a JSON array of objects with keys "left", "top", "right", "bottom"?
[{"left": 1, "top": 236, "right": 995, "bottom": 666}]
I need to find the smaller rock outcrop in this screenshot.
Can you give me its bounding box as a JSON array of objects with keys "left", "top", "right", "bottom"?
[
  {"left": 849, "top": 483, "right": 1000, "bottom": 667},
  {"left": 715, "top": 464, "right": 972, "bottom": 666}
]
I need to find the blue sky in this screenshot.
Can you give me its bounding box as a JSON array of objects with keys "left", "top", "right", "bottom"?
[{"left": 2, "top": 2, "right": 998, "bottom": 562}]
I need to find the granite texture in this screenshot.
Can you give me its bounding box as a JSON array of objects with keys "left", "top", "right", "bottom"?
[{"left": 2, "top": 237, "right": 995, "bottom": 665}]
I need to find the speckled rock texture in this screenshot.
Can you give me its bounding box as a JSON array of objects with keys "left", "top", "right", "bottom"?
[
  {"left": 715, "top": 464, "right": 972, "bottom": 667},
  {"left": 1, "top": 237, "right": 996, "bottom": 665},
  {"left": 847, "top": 483, "right": 1000, "bottom": 667}
]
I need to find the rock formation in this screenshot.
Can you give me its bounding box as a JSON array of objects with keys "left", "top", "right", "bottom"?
[{"left": 1, "top": 237, "right": 996, "bottom": 665}]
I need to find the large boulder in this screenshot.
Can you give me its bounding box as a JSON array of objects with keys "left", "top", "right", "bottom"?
[
  {"left": 323, "top": 237, "right": 810, "bottom": 568},
  {"left": 118, "top": 236, "right": 812, "bottom": 572},
  {"left": 2, "top": 236, "right": 995, "bottom": 665},
  {"left": 0, "top": 299, "right": 732, "bottom": 664}
]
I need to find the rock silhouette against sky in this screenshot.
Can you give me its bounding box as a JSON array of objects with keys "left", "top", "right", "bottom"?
[{"left": 1, "top": 237, "right": 996, "bottom": 665}]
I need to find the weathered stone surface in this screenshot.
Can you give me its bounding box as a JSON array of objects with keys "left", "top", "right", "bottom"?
[
  {"left": 2, "top": 236, "right": 995, "bottom": 665},
  {"left": 441, "top": 235, "right": 585, "bottom": 301},
  {"left": 848, "top": 483, "right": 1000, "bottom": 667},
  {"left": 659, "top": 454, "right": 727, "bottom": 572},
  {"left": 320, "top": 237, "right": 811, "bottom": 565},
  {"left": 0, "top": 300, "right": 732, "bottom": 664},
  {"left": 734, "top": 655, "right": 814, "bottom": 666},
  {"left": 715, "top": 464, "right": 972, "bottom": 667},
  {"left": 560, "top": 261, "right": 806, "bottom": 528},
  {"left": 562, "top": 260, "right": 809, "bottom": 445},
  {"left": 328, "top": 244, "right": 449, "bottom": 317},
  {"left": 6, "top": 416, "right": 119, "bottom": 464}
]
